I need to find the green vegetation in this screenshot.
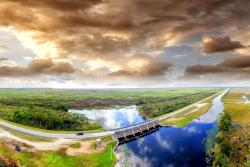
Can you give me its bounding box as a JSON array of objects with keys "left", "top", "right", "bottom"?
[
  {"left": 136, "top": 89, "right": 219, "bottom": 118},
  {"left": 0, "top": 88, "right": 220, "bottom": 131},
  {"left": 213, "top": 112, "right": 232, "bottom": 167},
  {"left": 212, "top": 102, "right": 250, "bottom": 167},
  {"left": 218, "top": 112, "right": 232, "bottom": 132},
  {"left": 0, "top": 119, "right": 104, "bottom": 135},
  {"left": 0, "top": 104, "right": 100, "bottom": 131},
  {"left": 161, "top": 103, "right": 212, "bottom": 127},
  {"left": 0, "top": 137, "right": 117, "bottom": 167}
]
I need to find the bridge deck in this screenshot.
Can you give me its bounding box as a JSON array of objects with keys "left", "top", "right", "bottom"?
[{"left": 114, "top": 119, "right": 160, "bottom": 139}]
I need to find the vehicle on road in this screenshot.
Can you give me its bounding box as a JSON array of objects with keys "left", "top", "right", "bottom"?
[{"left": 77, "top": 132, "right": 84, "bottom": 136}]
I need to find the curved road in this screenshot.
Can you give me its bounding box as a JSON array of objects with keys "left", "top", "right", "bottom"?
[{"left": 0, "top": 90, "right": 228, "bottom": 139}]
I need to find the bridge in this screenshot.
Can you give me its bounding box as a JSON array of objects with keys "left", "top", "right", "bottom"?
[{"left": 114, "top": 119, "right": 160, "bottom": 141}]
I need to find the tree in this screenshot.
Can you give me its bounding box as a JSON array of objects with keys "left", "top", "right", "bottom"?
[{"left": 218, "top": 113, "right": 232, "bottom": 132}]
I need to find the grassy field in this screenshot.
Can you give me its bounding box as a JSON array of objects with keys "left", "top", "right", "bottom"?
[
  {"left": 0, "top": 88, "right": 220, "bottom": 131},
  {"left": 0, "top": 136, "right": 117, "bottom": 167},
  {"left": 212, "top": 102, "right": 250, "bottom": 166},
  {"left": 0, "top": 118, "right": 104, "bottom": 134},
  {"left": 222, "top": 88, "right": 250, "bottom": 102}
]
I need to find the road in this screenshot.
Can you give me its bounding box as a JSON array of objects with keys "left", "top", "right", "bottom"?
[
  {"left": 0, "top": 120, "right": 115, "bottom": 139},
  {"left": 0, "top": 90, "right": 227, "bottom": 139}
]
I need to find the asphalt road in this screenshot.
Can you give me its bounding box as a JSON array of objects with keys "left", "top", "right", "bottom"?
[{"left": 0, "top": 120, "right": 115, "bottom": 139}]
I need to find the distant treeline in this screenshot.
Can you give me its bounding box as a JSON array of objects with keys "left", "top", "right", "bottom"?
[
  {"left": 138, "top": 92, "right": 216, "bottom": 118},
  {"left": 0, "top": 105, "right": 100, "bottom": 131}
]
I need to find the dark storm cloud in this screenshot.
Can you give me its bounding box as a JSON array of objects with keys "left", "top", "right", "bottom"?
[
  {"left": 220, "top": 56, "right": 250, "bottom": 68},
  {"left": 203, "top": 36, "right": 244, "bottom": 53},
  {"left": 6, "top": 0, "right": 102, "bottom": 11},
  {"left": 0, "top": 58, "right": 9, "bottom": 62},
  {"left": 185, "top": 56, "right": 250, "bottom": 76},
  {"left": 0, "top": 58, "right": 75, "bottom": 76},
  {"left": 185, "top": 65, "right": 224, "bottom": 75},
  {"left": 1, "top": 0, "right": 250, "bottom": 58}
]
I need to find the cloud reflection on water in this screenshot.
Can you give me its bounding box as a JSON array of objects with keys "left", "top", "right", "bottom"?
[
  {"left": 68, "top": 105, "right": 145, "bottom": 129},
  {"left": 115, "top": 90, "right": 228, "bottom": 167}
]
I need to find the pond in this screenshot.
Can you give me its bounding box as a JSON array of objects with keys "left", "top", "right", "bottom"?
[
  {"left": 115, "top": 90, "right": 227, "bottom": 167},
  {"left": 68, "top": 105, "right": 146, "bottom": 130},
  {"left": 242, "top": 95, "right": 250, "bottom": 104}
]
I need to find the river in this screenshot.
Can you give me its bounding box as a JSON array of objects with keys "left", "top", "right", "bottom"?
[{"left": 115, "top": 90, "right": 227, "bottom": 167}]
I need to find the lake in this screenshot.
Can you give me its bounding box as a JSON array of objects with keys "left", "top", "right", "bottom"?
[{"left": 68, "top": 105, "right": 146, "bottom": 130}]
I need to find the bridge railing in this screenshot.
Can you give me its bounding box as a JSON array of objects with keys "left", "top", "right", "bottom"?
[{"left": 114, "top": 119, "right": 160, "bottom": 138}]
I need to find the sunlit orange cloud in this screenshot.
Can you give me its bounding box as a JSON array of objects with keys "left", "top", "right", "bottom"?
[{"left": 0, "top": 0, "right": 250, "bottom": 87}]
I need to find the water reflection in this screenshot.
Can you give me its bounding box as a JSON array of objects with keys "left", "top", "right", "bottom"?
[
  {"left": 69, "top": 105, "right": 145, "bottom": 129},
  {"left": 194, "top": 91, "right": 225, "bottom": 124},
  {"left": 242, "top": 95, "right": 250, "bottom": 104},
  {"left": 116, "top": 122, "right": 214, "bottom": 167},
  {"left": 116, "top": 90, "right": 228, "bottom": 167}
]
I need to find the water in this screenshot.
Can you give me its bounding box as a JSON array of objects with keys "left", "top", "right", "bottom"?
[
  {"left": 242, "top": 95, "right": 250, "bottom": 104},
  {"left": 115, "top": 91, "right": 227, "bottom": 167},
  {"left": 68, "top": 105, "right": 145, "bottom": 130}
]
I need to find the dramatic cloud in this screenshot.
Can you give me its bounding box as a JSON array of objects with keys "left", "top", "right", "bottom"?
[
  {"left": 0, "top": 58, "right": 75, "bottom": 76},
  {"left": 109, "top": 55, "right": 172, "bottom": 78},
  {"left": 185, "top": 56, "right": 250, "bottom": 76},
  {"left": 1, "top": 0, "right": 250, "bottom": 59},
  {"left": 0, "top": 0, "right": 250, "bottom": 87},
  {"left": 185, "top": 64, "right": 224, "bottom": 75},
  {"left": 0, "top": 58, "right": 8, "bottom": 61},
  {"left": 203, "top": 36, "right": 244, "bottom": 53}
]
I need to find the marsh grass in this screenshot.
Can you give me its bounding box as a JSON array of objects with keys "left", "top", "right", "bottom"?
[{"left": 212, "top": 103, "right": 250, "bottom": 166}]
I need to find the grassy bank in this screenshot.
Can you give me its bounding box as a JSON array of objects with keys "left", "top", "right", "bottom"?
[{"left": 161, "top": 103, "right": 212, "bottom": 127}]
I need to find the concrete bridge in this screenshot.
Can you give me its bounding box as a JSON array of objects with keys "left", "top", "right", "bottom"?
[{"left": 114, "top": 119, "right": 160, "bottom": 140}]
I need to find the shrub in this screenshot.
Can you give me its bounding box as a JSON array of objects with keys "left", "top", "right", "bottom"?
[
  {"left": 218, "top": 113, "right": 232, "bottom": 132},
  {"left": 213, "top": 152, "right": 229, "bottom": 167}
]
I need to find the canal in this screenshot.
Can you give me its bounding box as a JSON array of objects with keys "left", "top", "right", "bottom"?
[
  {"left": 115, "top": 91, "right": 227, "bottom": 167},
  {"left": 68, "top": 90, "right": 227, "bottom": 167}
]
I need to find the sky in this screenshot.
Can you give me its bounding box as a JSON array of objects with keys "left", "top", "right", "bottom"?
[{"left": 0, "top": 0, "right": 250, "bottom": 88}]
